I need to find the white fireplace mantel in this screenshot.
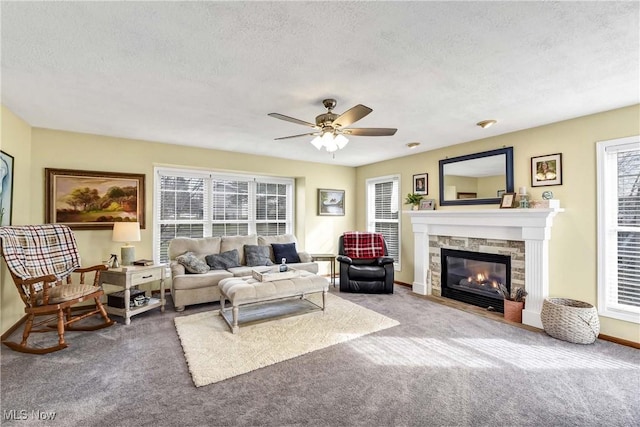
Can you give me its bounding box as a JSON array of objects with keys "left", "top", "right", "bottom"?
[{"left": 406, "top": 207, "right": 563, "bottom": 328}]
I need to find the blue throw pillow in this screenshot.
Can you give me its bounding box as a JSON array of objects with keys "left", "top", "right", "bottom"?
[{"left": 271, "top": 242, "right": 300, "bottom": 264}]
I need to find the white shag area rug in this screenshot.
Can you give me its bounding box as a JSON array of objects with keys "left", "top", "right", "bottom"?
[{"left": 174, "top": 293, "right": 399, "bottom": 387}]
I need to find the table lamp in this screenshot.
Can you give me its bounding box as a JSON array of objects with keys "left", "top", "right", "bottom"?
[{"left": 112, "top": 222, "right": 141, "bottom": 266}]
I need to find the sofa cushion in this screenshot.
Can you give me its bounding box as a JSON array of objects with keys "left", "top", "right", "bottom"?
[
  {"left": 244, "top": 245, "right": 274, "bottom": 267},
  {"left": 272, "top": 242, "right": 301, "bottom": 264},
  {"left": 169, "top": 236, "right": 221, "bottom": 260},
  {"left": 176, "top": 252, "right": 210, "bottom": 274},
  {"left": 205, "top": 249, "right": 241, "bottom": 270},
  {"left": 221, "top": 235, "right": 258, "bottom": 265},
  {"left": 172, "top": 270, "right": 233, "bottom": 290}
]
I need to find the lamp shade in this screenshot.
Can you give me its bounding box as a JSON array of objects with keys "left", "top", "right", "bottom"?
[
  {"left": 112, "top": 222, "right": 141, "bottom": 243},
  {"left": 112, "top": 222, "right": 140, "bottom": 266}
]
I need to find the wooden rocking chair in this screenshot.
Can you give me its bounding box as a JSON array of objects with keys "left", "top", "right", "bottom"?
[{"left": 0, "top": 224, "right": 114, "bottom": 354}]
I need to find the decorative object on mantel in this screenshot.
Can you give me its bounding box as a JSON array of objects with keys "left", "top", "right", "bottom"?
[
  {"left": 529, "top": 199, "right": 561, "bottom": 209},
  {"left": 540, "top": 298, "right": 600, "bottom": 344},
  {"left": 499, "top": 192, "right": 517, "bottom": 208},
  {"left": 405, "top": 193, "right": 424, "bottom": 210},
  {"left": 518, "top": 186, "right": 529, "bottom": 208},
  {"left": 529, "top": 190, "right": 557, "bottom": 208},
  {"left": 497, "top": 284, "right": 528, "bottom": 323},
  {"left": 419, "top": 199, "right": 436, "bottom": 210},
  {"left": 531, "top": 153, "right": 563, "bottom": 187},
  {"left": 413, "top": 173, "right": 428, "bottom": 195}
]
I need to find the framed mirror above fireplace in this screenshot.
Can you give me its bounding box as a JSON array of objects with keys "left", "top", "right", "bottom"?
[{"left": 439, "top": 147, "right": 514, "bottom": 206}]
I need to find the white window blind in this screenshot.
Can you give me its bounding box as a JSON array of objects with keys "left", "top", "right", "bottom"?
[
  {"left": 366, "top": 175, "right": 400, "bottom": 269},
  {"left": 255, "top": 182, "right": 290, "bottom": 236},
  {"left": 154, "top": 168, "right": 293, "bottom": 264},
  {"left": 597, "top": 136, "right": 640, "bottom": 323}
]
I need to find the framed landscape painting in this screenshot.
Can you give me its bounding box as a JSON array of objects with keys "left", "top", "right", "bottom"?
[
  {"left": 318, "top": 189, "right": 345, "bottom": 216},
  {"left": 45, "top": 168, "right": 145, "bottom": 229},
  {"left": 1, "top": 150, "right": 14, "bottom": 226}
]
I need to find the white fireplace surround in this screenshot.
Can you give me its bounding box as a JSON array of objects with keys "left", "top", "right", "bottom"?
[{"left": 407, "top": 208, "right": 563, "bottom": 328}]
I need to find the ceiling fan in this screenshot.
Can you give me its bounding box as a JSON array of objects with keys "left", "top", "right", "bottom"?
[{"left": 268, "top": 99, "right": 397, "bottom": 152}]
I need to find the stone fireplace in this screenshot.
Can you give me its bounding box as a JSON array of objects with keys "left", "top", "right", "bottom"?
[{"left": 407, "top": 208, "right": 562, "bottom": 328}]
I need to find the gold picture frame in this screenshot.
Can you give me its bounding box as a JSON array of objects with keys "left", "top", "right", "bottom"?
[
  {"left": 45, "top": 168, "right": 145, "bottom": 229},
  {"left": 499, "top": 192, "right": 517, "bottom": 209}
]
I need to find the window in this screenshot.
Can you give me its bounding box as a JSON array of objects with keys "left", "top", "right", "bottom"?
[
  {"left": 366, "top": 175, "right": 400, "bottom": 269},
  {"left": 597, "top": 136, "right": 640, "bottom": 323},
  {"left": 154, "top": 168, "right": 293, "bottom": 264}
]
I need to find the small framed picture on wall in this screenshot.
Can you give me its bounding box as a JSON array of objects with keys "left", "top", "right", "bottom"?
[
  {"left": 531, "top": 153, "right": 562, "bottom": 187},
  {"left": 317, "top": 188, "right": 345, "bottom": 216},
  {"left": 413, "top": 173, "right": 428, "bottom": 195}
]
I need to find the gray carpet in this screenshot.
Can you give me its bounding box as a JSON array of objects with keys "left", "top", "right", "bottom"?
[{"left": 1, "top": 285, "right": 638, "bottom": 427}]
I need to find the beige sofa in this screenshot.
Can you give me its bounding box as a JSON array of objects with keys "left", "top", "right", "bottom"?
[{"left": 168, "top": 234, "right": 318, "bottom": 311}]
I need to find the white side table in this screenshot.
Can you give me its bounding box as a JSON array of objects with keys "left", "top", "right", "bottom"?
[{"left": 100, "top": 264, "right": 166, "bottom": 325}]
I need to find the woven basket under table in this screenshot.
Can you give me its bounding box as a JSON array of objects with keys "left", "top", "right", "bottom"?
[{"left": 540, "top": 298, "right": 600, "bottom": 344}]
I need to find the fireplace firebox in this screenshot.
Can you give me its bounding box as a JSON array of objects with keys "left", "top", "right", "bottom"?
[{"left": 441, "top": 248, "right": 511, "bottom": 313}]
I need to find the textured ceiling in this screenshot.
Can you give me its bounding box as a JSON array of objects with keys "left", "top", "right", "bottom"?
[{"left": 1, "top": 1, "right": 638, "bottom": 167}]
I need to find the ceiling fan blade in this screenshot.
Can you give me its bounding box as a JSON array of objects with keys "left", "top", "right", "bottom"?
[
  {"left": 333, "top": 104, "right": 372, "bottom": 128},
  {"left": 343, "top": 128, "right": 398, "bottom": 136},
  {"left": 268, "top": 113, "right": 318, "bottom": 128},
  {"left": 274, "top": 132, "right": 319, "bottom": 140}
]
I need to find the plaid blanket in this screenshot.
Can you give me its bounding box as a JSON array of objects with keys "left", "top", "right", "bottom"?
[
  {"left": 0, "top": 225, "right": 81, "bottom": 293},
  {"left": 342, "top": 232, "right": 386, "bottom": 259}
]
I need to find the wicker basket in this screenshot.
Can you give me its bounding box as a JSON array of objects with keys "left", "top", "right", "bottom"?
[{"left": 541, "top": 298, "right": 600, "bottom": 344}]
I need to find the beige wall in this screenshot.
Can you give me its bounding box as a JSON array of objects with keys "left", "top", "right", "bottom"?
[
  {"left": 28, "top": 128, "right": 356, "bottom": 267},
  {"left": 357, "top": 104, "right": 640, "bottom": 343},
  {"left": 1, "top": 106, "right": 33, "bottom": 333}
]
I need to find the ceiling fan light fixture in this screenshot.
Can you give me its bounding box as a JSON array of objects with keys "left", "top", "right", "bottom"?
[
  {"left": 271, "top": 99, "right": 395, "bottom": 152},
  {"left": 323, "top": 133, "right": 338, "bottom": 152},
  {"left": 309, "top": 131, "right": 347, "bottom": 152},
  {"left": 477, "top": 119, "right": 497, "bottom": 129},
  {"left": 310, "top": 135, "right": 323, "bottom": 150},
  {"left": 334, "top": 134, "right": 349, "bottom": 149}
]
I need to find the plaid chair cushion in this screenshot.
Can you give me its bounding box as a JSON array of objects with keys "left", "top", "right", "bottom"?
[
  {"left": 342, "top": 232, "right": 386, "bottom": 259},
  {"left": 0, "top": 224, "right": 81, "bottom": 294}
]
